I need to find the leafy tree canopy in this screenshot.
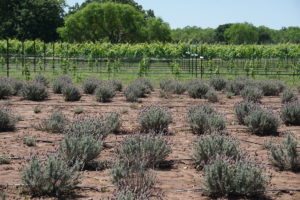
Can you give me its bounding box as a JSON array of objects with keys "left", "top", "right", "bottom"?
[
  {"left": 280, "top": 27, "right": 300, "bottom": 43},
  {"left": 224, "top": 22, "right": 259, "bottom": 44},
  {"left": 68, "top": 0, "right": 155, "bottom": 17},
  {"left": 58, "top": 2, "right": 171, "bottom": 43},
  {"left": 143, "top": 17, "right": 172, "bottom": 42},
  {"left": 0, "top": 0, "right": 65, "bottom": 42},
  {"left": 172, "top": 26, "right": 216, "bottom": 43},
  {"left": 215, "top": 23, "right": 233, "bottom": 43}
]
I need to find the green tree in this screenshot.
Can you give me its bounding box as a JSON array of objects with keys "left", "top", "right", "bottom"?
[
  {"left": 143, "top": 17, "right": 172, "bottom": 42},
  {"left": 257, "top": 26, "right": 273, "bottom": 44},
  {"left": 224, "top": 23, "right": 259, "bottom": 44},
  {"left": 280, "top": 27, "right": 300, "bottom": 43},
  {"left": 171, "top": 26, "right": 216, "bottom": 43},
  {"left": 215, "top": 23, "right": 233, "bottom": 43},
  {"left": 0, "top": 0, "right": 18, "bottom": 39},
  {"left": 58, "top": 2, "right": 145, "bottom": 43},
  {"left": 59, "top": 2, "right": 170, "bottom": 43},
  {"left": 0, "top": 0, "right": 64, "bottom": 41},
  {"left": 67, "top": 0, "right": 153, "bottom": 17}
]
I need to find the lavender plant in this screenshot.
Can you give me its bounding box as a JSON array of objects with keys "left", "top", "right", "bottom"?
[
  {"left": 21, "top": 155, "right": 80, "bottom": 197},
  {"left": 62, "top": 84, "right": 81, "bottom": 101},
  {"left": 0, "top": 106, "right": 16, "bottom": 131},
  {"left": 21, "top": 82, "right": 48, "bottom": 101},
  {"left": 188, "top": 81, "right": 210, "bottom": 99},
  {"left": 259, "top": 80, "right": 285, "bottom": 96},
  {"left": 60, "top": 133, "right": 102, "bottom": 169},
  {"left": 117, "top": 134, "right": 171, "bottom": 168},
  {"left": 234, "top": 101, "right": 260, "bottom": 125},
  {"left": 281, "top": 101, "right": 300, "bottom": 125},
  {"left": 193, "top": 133, "right": 242, "bottom": 170},
  {"left": 160, "top": 79, "right": 186, "bottom": 94},
  {"left": 209, "top": 77, "right": 227, "bottom": 91},
  {"left": 244, "top": 109, "right": 279, "bottom": 135},
  {"left": 241, "top": 87, "right": 263, "bottom": 103},
  {"left": 82, "top": 77, "right": 102, "bottom": 94},
  {"left": 139, "top": 105, "right": 172, "bottom": 133},
  {"left": 110, "top": 160, "right": 156, "bottom": 200},
  {"left": 36, "top": 112, "right": 68, "bottom": 133},
  {"left": 64, "top": 116, "right": 110, "bottom": 140},
  {"left": 110, "top": 79, "right": 123, "bottom": 92},
  {"left": 95, "top": 84, "right": 116, "bottom": 102},
  {"left": 266, "top": 134, "right": 299, "bottom": 171},
  {"left": 52, "top": 76, "right": 72, "bottom": 94},
  {"left": 281, "top": 89, "right": 298, "bottom": 104},
  {"left": 34, "top": 74, "right": 49, "bottom": 87},
  {"left": 203, "top": 156, "right": 269, "bottom": 197},
  {"left": 0, "top": 80, "right": 13, "bottom": 99},
  {"left": 188, "top": 104, "right": 225, "bottom": 135},
  {"left": 205, "top": 90, "right": 219, "bottom": 103}
]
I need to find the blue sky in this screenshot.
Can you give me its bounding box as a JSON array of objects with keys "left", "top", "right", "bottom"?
[{"left": 65, "top": 0, "right": 300, "bottom": 29}]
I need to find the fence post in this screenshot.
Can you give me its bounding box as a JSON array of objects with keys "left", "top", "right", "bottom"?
[
  {"left": 52, "top": 42, "right": 55, "bottom": 74},
  {"left": 200, "top": 44, "right": 203, "bottom": 79},
  {"left": 195, "top": 46, "right": 198, "bottom": 78},
  {"left": 22, "top": 41, "right": 24, "bottom": 75},
  {"left": 6, "top": 39, "right": 9, "bottom": 77},
  {"left": 33, "top": 40, "right": 36, "bottom": 73},
  {"left": 191, "top": 46, "right": 194, "bottom": 76},
  {"left": 43, "top": 42, "right": 46, "bottom": 71}
]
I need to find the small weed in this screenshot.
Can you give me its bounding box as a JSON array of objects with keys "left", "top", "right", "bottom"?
[
  {"left": 0, "top": 156, "right": 10, "bottom": 164},
  {"left": 23, "top": 138, "right": 36, "bottom": 147},
  {"left": 3, "top": 101, "right": 12, "bottom": 106},
  {"left": 74, "top": 107, "right": 84, "bottom": 115},
  {"left": 33, "top": 106, "right": 41, "bottom": 114},
  {"left": 120, "top": 109, "right": 128, "bottom": 114},
  {"left": 130, "top": 103, "right": 138, "bottom": 109}
]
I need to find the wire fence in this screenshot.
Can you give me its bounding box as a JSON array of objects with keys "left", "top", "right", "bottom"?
[
  {"left": 2, "top": 56, "right": 300, "bottom": 79},
  {"left": 1, "top": 40, "right": 300, "bottom": 79}
]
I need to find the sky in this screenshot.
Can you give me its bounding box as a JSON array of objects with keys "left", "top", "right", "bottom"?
[{"left": 65, "top": 0, "right": 300, "bottom": 29}]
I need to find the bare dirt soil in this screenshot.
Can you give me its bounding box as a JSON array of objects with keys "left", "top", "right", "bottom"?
[{"left": 0, "top": 89, "right": 300, "bottom": 200}]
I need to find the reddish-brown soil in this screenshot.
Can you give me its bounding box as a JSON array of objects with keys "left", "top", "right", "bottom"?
[{"left": 0, "top": 89, "right": 300, "bottom": 200}]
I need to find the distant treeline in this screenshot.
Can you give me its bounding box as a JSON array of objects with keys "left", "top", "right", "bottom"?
[
  {"left": 0, "top": 0, "right": 299, "bottom": 44},
  {"left": 172, "top": 23, "right": 300, "bottom": 44}
]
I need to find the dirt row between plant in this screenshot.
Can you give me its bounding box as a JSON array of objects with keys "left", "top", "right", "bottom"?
[{"left": 1, "top": 89, "right": 300, "bottom": 200}]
